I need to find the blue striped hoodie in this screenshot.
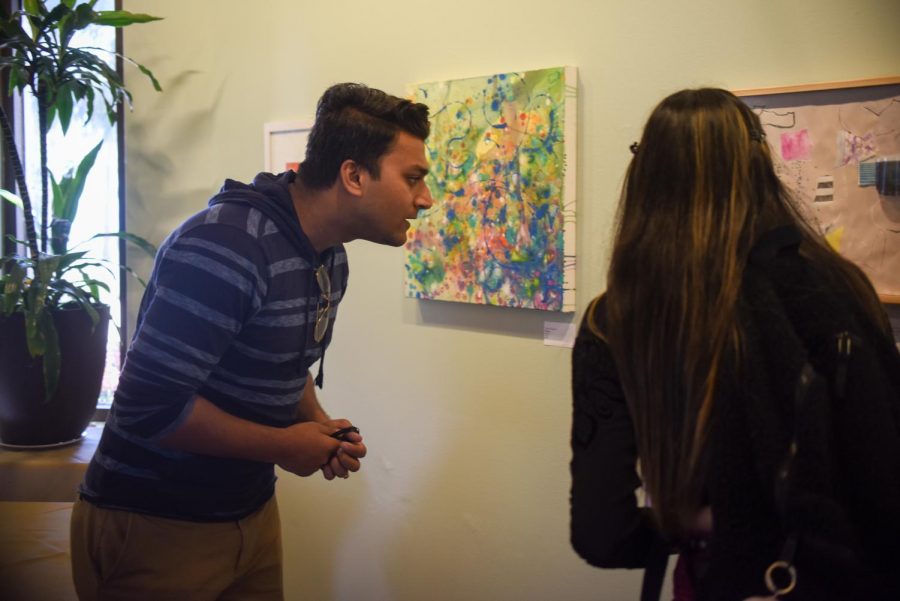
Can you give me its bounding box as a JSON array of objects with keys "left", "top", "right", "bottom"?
[{"left": 79, "top": 171, "right": 348, "bottom": 520}]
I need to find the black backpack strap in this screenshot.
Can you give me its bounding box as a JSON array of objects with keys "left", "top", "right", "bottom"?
[
  {"left": 765, "top": 360, "right": 816, "bottom": 596},
  {"left": 641, "top": 537, "right": 670, "bottom": 601},
  {"left": 745, "top": 226, "right": 810, "bottom": 596}
]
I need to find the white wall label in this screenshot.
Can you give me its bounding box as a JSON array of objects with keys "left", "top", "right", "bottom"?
[{"left": 543, "top": 321, "right": 577, "bottom": 348}]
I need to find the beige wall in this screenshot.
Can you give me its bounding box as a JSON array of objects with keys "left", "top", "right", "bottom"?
[{"left": 122, "top": 1, "right": 900, "bottom": 599}]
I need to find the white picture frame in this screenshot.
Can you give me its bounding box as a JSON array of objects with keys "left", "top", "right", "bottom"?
[{"left": 263, "top": 120, "right": 313, "bottom": 173}]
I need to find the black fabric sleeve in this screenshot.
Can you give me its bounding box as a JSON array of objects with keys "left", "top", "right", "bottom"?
[{"left": 570, "top": 297, "right": 665, "bottom": 568}]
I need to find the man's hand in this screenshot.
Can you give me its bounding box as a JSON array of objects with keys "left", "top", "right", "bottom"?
[
  {"left": 320, "top": 419, "right": 367, "bottom": 480},
  {"left": 275, "top": 421, "right": 344, "bottom": 477},
  {"left": 159, "top": 395, "right": 368, "bottom": 481}
]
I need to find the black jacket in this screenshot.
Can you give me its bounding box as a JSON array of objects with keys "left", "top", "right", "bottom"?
[{"left": 570, "top": 227, "right": 900, "bottom": 599}]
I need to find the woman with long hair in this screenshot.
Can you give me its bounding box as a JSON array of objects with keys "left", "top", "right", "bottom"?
[{"left": 570, "top": 88, "right": 900, "bottom": 599}]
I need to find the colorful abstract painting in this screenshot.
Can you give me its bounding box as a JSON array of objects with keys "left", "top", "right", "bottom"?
[{"left": 403, "top": 67, "right": 577, "bottom": 311}]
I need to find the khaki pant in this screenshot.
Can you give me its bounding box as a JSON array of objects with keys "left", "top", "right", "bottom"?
[{"left": 70, "top": 496, "right": 283, "bottom": 601}]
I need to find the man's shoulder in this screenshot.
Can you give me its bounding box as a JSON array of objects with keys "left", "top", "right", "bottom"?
[
  {"left": 172, "top": 196, "right": 297, "bottom": 247},
  {"left": 154, "top": 205, "right": 274, "bottom": 275}
]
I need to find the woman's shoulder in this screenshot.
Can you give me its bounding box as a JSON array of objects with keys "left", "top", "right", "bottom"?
[
  {"left": 742, "top": 226, "right": 856, "bottom": 332},
  {"left": 578, "top": 294, "right": 608, "bottom": 337},
  {"left": 573, "top": 294, "right": 620, "bottom": 385}
]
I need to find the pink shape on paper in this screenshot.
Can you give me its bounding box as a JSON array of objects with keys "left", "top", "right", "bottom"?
[{"left": 780, "top": 129, "right": 811, "bottom": 161}]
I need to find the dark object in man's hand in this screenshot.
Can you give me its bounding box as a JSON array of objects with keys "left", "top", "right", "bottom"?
[{"left": 330, "top": 426, "right": 360, "bottom": 440}]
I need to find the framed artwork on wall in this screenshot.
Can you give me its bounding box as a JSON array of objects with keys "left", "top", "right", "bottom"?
[
  {"left": 736, "top": 77, "right": 900, "bottom": 303},
  {"left": 404, "top": 66, "right": 577, "bottom": 312},
  {"left": 263, "top": 120, "right": 312, "bottom": 173}
]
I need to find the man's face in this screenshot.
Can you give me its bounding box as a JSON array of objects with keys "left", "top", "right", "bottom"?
[{"left": 357, "top": 131, "right": 434, "bottom": 247}]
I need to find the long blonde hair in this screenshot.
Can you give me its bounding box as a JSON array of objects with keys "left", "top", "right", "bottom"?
[{"left": 600, "top": 88, "right": 887, "bottom": 537}]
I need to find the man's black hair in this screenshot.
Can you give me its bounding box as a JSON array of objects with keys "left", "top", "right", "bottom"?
[{"left": 297, "top": 83, "right": 430, "bottom": 189}]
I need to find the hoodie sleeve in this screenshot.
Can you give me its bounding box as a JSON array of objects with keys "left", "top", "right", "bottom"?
[{"left": 110, "top": 222, "right": 267, "bottom": 440}]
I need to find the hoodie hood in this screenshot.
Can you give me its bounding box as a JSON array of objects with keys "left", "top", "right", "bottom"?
[{"left": 209, "top": 170, "right": 323, "bottom": 262}]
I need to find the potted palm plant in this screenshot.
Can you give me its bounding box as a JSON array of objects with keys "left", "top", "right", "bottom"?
[{"left": 0, "top": 0, "right": 161, "bottom": 446}]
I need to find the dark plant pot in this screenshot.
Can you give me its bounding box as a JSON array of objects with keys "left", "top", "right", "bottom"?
[{"left": 0, "top": 305, "right": 110, "bottom": 447}]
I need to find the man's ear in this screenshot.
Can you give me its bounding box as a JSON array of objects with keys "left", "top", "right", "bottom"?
[{"left": 339, "top": 160, "right": 366, "bottom": 197}]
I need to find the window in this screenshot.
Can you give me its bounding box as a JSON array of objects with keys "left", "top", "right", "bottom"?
[{"left": 15, "top": 0, "right": 125, "bottom": 410}]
